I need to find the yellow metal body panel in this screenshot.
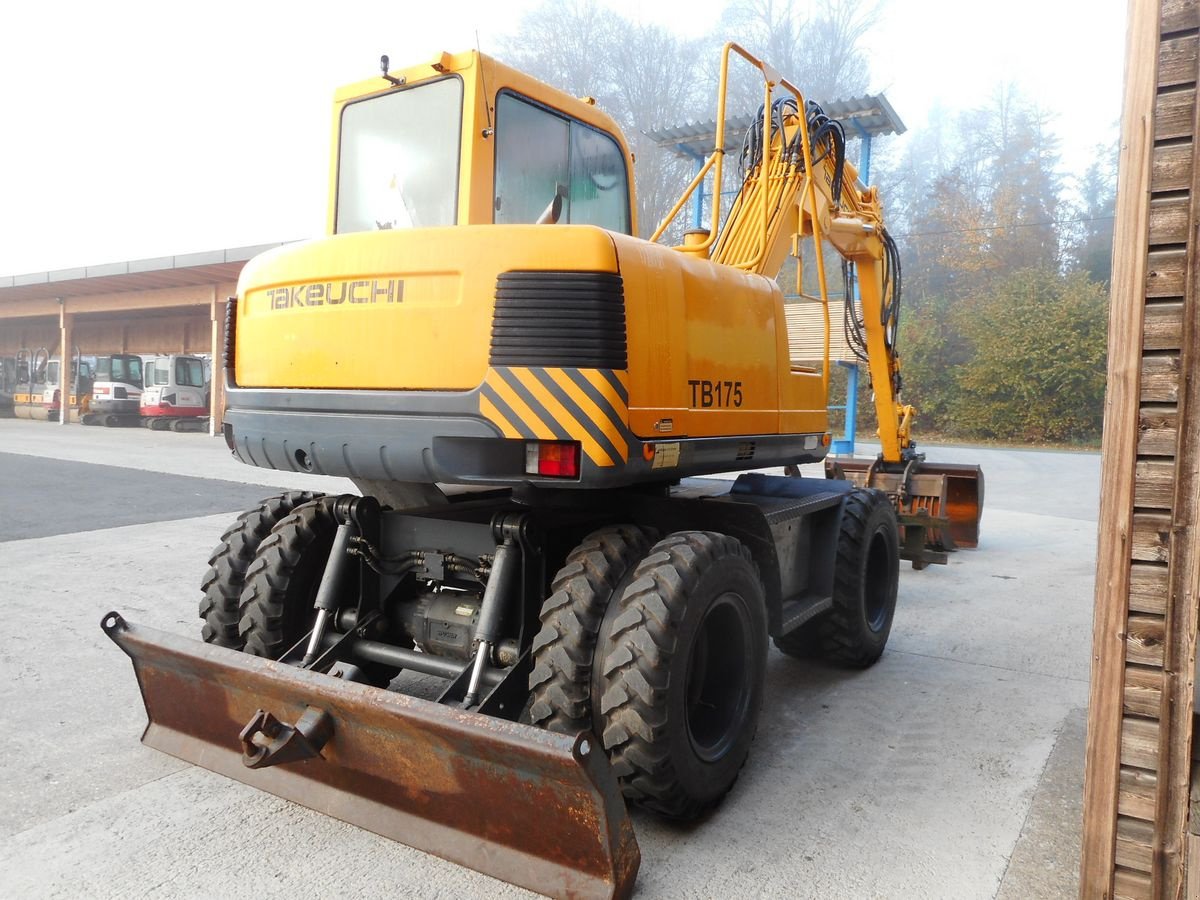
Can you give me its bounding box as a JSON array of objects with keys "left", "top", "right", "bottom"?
[
  {"left": 613, "top": 234, "right": 827, "bottom": 440},
  {"left": 236, "top": 227, "right": 619, "bottom": 391}
]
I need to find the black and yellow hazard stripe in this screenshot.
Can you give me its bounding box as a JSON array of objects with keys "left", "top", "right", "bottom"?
[{"left": 479, "top": 366, "right": 633, "bottom": 467}]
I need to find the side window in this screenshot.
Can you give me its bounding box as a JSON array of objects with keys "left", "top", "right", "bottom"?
[
  {"left": 176, "top": 358, "right": 205, "bottom": 387},
  {"left": 494, "top": 93, "right": 630, "bottom": 234},
  {"left": 568, "top": 123, "right": 629, "bottom": 233},
  {"left": 495, "top": 94, "right": 569, "bottom": 225}
]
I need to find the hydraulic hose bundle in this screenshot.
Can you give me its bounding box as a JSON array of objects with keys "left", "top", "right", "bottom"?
[{"left": 736, "top": 98, "right": 847, "bottom": 207}]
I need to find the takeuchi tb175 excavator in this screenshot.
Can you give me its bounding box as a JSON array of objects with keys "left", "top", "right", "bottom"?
[{"left": 103, "top": 45, "right": 983, "bottom": 899}]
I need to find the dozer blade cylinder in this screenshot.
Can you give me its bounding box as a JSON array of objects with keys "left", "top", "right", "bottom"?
[
  {"left": 101, "top": 612, "right": 639, "bottom": 900},
  {"left": 827, "top": 459, "right": 985, "bottom": 550}
]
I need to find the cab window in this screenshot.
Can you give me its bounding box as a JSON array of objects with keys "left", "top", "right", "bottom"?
[
  {"left": 176, "top": 358, "right": 205, "bottom": 387},
  {"left": 494, "top": 92, "right": 630, "bottom": 234}
]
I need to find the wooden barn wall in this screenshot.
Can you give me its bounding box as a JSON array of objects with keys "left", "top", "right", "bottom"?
[
  {"left": 1081, "top": 0, "right": 1200, "bottom": 897},
  {"left": 0, "top": 312, "right": 212, "bottom": 357},
  {"left": 0, "top": 323, "right": 58, "bottom": 355}
]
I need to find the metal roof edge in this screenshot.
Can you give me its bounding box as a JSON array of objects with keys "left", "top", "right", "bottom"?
[{"left": 3, "top": 240, "right": 303, "bottom": 283}]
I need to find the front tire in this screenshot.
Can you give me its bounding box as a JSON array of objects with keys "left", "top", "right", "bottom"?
[
  {"left": 596, "top": 532, "right": 767, "bottom": 820},
  {"left": 776, "top": 489, "right": 899, "bottom": 667},
  {"left": 821, "top": 489, "right": 900, "bottom": 667}
]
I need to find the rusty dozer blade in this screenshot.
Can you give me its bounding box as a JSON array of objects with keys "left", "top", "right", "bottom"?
[
  {"left": 825, "top": 458, "right": 984, "bottom": 563},
  {"left": 101, "top": 612, "right": 639, "bottom": 900}
]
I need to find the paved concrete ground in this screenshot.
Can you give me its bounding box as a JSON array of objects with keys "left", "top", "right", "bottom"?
[{"left": 0, "top": 418, "right": 1097, "bottom": 898}]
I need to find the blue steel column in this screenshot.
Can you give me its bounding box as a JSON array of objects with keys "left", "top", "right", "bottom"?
[
  {"left": 831, "top": 122, "right": 875, "bottom": 456},
  {"left": 829, "top": 360, "right": 859, "bottom": 455}
]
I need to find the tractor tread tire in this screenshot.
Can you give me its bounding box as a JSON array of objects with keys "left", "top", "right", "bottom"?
[
  {"left": 599, "top": 531, "right": 765, "bottom": 821},
  {"left": 528, "top": 525, "right": 652, "bottom": 734},
  {"left": 807, "top": 489, "right": 899, "bottom": 668},
  {"left": 237, "top": 498, "right": 335, "bottom": 660},
  {"left": 199, "top": 491, "right": 323, "bottom": 648}
]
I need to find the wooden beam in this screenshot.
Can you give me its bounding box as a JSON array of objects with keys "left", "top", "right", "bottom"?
[
  {"left": 210, "top": 287, "right": 227, "bottom": 438},
  {"left": 58, "top": 300, "right": 70, "bottom": 427},
  {"left": 1081, "top": 1, "right": 1162, "bottom": 895}
]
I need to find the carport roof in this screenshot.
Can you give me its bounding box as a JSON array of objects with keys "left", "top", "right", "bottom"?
[
  {"left": 645, "top": 93, "right": 905, "bottom": 161},
  {"left": 0, "top": 242, "right": 296, "bottom": 304}
]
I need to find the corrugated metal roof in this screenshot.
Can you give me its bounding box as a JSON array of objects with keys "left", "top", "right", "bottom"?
[
  {"left": 0, "top": 242, "right": 295, "bottom": 305},
  {"left": 646, "top": 92, "right": 905, "bottom": 161},
  {"left": 785, "top": 297, "right": 861, "bottom": 364}
]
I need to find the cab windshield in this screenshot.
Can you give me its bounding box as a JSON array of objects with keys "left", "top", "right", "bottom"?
[
  {"left": 336, "top": 77, "right": 463, "bottom": 233},
  {"left": 97, "top": 355, "right": 143, "bottom": 386}
]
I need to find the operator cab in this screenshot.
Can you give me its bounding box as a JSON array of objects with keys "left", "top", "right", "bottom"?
[{"left": 332, "top": 52, "right": 634, "bottom": 237}]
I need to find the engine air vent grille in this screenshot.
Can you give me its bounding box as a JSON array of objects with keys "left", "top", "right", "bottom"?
[
  {"left": 223, "top": 297, "right": 238, "bottom": 386},
  {"left": 490, "top": 271, "right": 627, "bottom": 369}
]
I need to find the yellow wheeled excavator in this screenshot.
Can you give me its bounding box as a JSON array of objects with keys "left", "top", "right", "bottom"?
[{"left": 104, "top": 44, "right": 983, "bottom": 899}]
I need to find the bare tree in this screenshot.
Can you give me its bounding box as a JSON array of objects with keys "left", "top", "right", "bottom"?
[
  {"left": 498, "top": 0, "right": 882, "bottom": 239},
  {"left": 499, "top": 1, "right": 707, "bottom": 237},
  {"left": 714, "top": 0, "right": 879, "bottom": 114}
]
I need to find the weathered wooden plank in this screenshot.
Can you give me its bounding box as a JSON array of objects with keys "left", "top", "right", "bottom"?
[
  {"left": 1159, "top": 33, "right": 1200, "bottom": 87},
  {"left": 1115, "top": 866, "right": 1154, "bottom": 900},
  {"left": 1125, "top": 667, "right": 1165, "bottom": 717},
  {"left": 1123, "top": 717, "right": 1163, "bottom": 771},
  {"left": 1127, "top": 615, "right": 1168, "bottom": 665},
  {"left": 1118, "top": 814, "right": 1158, "bottom": 870},
  {"left": 1156, "top": 88, "right": 1198, "bottom": 143},
  {"left": 1133, "top": 513, "right": 1174, "bottom": 562},
  {"left": 1138, "top": 405, "right": 1179, "bottom": 456},
  {"left": 1147, "top": 247, "right": 1189, "bottom": 296},
  {"left": 1135, "top": 459, "right": 1178, "bottom": 509},
  {"left": 1145, "top": 301, "right": 1186, "bottom": 349},
  {"left": 1153, "top": 141, "right": 1195, "bottom": 191},
  {"left": 1121, "top": 765, "right": 1160, "bottom": 819},
  {"left": 1082, "top": 3, "right": 1162, "bottom": 894},
  {"left": 1161, "top": 0, "right": 1199, "bottom": 33},
  {"left": 1129, "top": 561, "right": 1171, "bottom": 613},
  {"left": 1149, "top": 193, "right": 1192, "bottom": 242},
  {"left": 1188, "top": 833, "right": 1200, "bottom": 899},
  {"left": 1142, "top": 354, "right": 1182, "bottom": 402}
]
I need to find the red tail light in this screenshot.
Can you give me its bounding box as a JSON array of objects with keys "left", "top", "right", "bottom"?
[{"left": 525, "top": 441, "right": 580, "bottom": 478}]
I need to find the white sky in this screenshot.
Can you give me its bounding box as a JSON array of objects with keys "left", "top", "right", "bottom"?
[{"left": 0, "top": 0, "right": 1126, "bottom": 276}]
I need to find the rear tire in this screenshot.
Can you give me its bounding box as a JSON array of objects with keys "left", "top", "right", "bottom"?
[
  {"left": 596, "top": 531, "right": 767, "bottom": 820},
  {"left": 238, "top": 499, "right": 398, "bottom": 686},
  {"left": 527, "top": 525, "right": 652, "bottom": 734},
  {"left": 199, "top": 491, "right": 324, "bottom": 649}
]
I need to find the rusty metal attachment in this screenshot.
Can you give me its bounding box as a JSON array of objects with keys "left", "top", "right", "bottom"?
[
  {"left": 240, "top": 706, "right": 334, "bottom": 769},
  {"left": 100, "top": 611, "right": 639, "bottom": 900},
  {"left": 826, "top": 457, "right": 984, "bottom": 568}
]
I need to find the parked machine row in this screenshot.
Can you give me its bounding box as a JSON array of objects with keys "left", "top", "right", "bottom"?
[{"left": 0, "top": 350, "right": 211, "bottom": 430}]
